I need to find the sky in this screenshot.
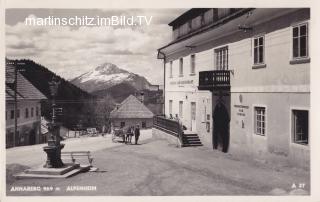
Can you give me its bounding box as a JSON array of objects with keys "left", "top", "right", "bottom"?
[{"left": 5, "top": 9, "right": 187, "bottom": 84}]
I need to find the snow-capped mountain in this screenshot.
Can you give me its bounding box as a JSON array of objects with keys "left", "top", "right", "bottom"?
[{"left": 70, "top": 63, "right": 151, "bottom": 93}]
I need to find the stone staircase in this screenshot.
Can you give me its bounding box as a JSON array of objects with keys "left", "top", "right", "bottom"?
[{"left": 181, "top": 130, "right": 203, "bottom": 147}]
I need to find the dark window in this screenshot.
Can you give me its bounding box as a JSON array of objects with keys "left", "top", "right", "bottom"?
[
  {"left": 292, "top": 110, "right": 308, "bottom": 145},
  {"left": 293, "top": 23, "right": 308, "bottom": 58},
  {"left": 25, "top": 108, "right": 29, "bottom": 118},
  {"left": 190, "top": 54, "right": 195, "bottom": 74},
  {"left": 254, "top": 107, "right": 266, "bottom": 136},
  {"left": 179, "top": 58, "right": 183, "bottom": 76},
  {"left": 31, "top": 107, "right": 34, "bottom": 117},
  {"left": 254, "top": 36, "right": 264, "bottom": 64},
  {"left": 120, "top": 122, "right": 125, "bottom": 128},
  {"left": 10, "top": 110, "right": 14, "bottom": 119},
  {"left": 142, "top": 122, "right": 146, "bottom": 128},
  {"left": 17, "top": 109, "right": 20, "bottom": 118}
]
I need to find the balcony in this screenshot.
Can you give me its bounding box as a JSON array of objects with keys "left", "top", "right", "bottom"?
[{"left": 198, "top": 70, "right": 230, "bottom": 91}]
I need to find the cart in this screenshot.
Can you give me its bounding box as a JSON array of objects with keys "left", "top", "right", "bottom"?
[{"left": 111, "top": 127, "right": 125, "bottom": 143}]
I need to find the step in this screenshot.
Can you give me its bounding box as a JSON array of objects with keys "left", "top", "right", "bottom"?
[
  {"left": 183, "top": 134, "right": 198, "bottom": 137},
  {"left": 183, "top": 140, "right": 202, "bottom": 144},
  {"left": 183, "top": 137, "right": 200, "bottom": 141},
  {"left": 182, "top": 143, "right": 203, "bottom": 147},
  {"left": 182, "top": 138, "right": 201, "bottom": 142},
  {"left": 183, "top": 137, "right": 200, "bottom": 140},
  {"left": 183, "top": 135, "right": 200, "bottom": 138}
]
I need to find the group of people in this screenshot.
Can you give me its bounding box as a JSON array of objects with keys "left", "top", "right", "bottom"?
[{"left": 124, "top": 124, "right": 140, "bottom": 145}]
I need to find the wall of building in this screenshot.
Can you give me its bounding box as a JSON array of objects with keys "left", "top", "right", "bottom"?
[
  {"left": 229, "top": 92, "right": 309, "bottom": 168},
  {"left": 162, "top": 9, "right": 310, "bottom": 168},
  {"left": 6, "top": 100, "right": 43, "bottom": 147},
  {"left": 112, "top": 118, "right": 153, "bottom": 129},
  {"left": 229, "top": 25, "right": 309, "bottom": 88}
]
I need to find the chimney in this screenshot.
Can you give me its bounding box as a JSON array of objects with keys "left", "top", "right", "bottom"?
[{"left": 136, "top": 91, "right": 144, "bottom": 103}]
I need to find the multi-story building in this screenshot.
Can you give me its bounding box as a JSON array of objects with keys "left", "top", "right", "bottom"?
[
  {"left": 6, "top": 63, "right": 47, "bottom": 148},
  {"left": 157, "top": 8, "right": 310, "bottom": 168}
]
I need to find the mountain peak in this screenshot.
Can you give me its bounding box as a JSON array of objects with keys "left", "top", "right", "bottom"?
[
  {"left": 70, "top": 62, "right": 151, "bottom": 93},
  {"left": 94, "top": 63, "right": 128, "bottom": 74}
]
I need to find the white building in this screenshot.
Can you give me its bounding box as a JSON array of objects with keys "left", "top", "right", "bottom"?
[{"left": 157, "top": 8, "right": 309, "bottom": 168}]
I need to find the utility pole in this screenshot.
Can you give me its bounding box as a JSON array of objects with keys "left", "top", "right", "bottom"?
[{"left": 13, "top": 63, "right": 17, "bottom": 146}]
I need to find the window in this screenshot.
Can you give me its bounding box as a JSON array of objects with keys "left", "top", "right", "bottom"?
[
  {"left": 179, "top": 101, "right": 183, "bottom": 117},
  {"left": 190, "top": 54, "right": 195, "bottom": 74},
  {"left": 142, "top": 121, "right": 146, "bottom": 128},
  {"left": 253, "top": 36, "right": 264, "bottom": 64},
  {"left": 169, "top": 100, "right": 173, "bottom": 115},
  {"left": 31, "top": 107, "right": 34, "bottom": 117},
  {"left": 215, "top": 46, "right": 228, "bottom": 70},
  {"left": 17, "top": 109, "right": 20, "bottom": 119},
  {"left": 36, "top": 106, "right": 39, "bottom": 117},
  {"left": 120, "top": 122, "right": 125, "bottom": 128},
  {"left": 292, "top": 110, "right": 308, "bottom": 145},
  {"left": 25, "top": 108, "right": 29, "bottom": 118},
  {"left": 169, "top": 61, "right": 173, "bottom": 78},
  {"left": 293, "top": 23, "right": 308, "bottom": 58},
  {"left": 10, "top": 110, "right": 14, "bottom": 119},
  {"left": 254, "top": 107, "right": 266, "bottom": 136},
  {"left": 6, "top": 111, "right": 7, "bottom": 120},
  {"left": 179, "top": 58, "right": 183, "bottom": 76}
]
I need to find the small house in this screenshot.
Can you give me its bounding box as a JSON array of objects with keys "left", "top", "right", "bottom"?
[{"left": 110, "top": 95, "right": 154, "bottom": 129}]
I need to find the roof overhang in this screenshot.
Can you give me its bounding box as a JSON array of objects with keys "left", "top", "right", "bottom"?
[{"left": 158, "top": 8, "right": 303, "bottom": 58}]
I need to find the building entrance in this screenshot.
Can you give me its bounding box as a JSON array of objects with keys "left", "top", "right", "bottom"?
[
  {"left": 190, "top": 102, "right": 196, "bottom": 132},
  {"left": 212, "top": 102, "right": 230, "bottom": 153}
]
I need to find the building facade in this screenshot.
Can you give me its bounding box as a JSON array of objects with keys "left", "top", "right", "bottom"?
[
  {"left": 158, "top": 8, "right": 310, "bottom": 168},
  {"left": 110, "top": 95, "right": 154, "bottom": 129},
  {"left": 6, "top": 64, "right": 47, "bottom": 148}
]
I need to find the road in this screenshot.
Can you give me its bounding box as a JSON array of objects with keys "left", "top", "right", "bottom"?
[
  {"left": 6, "top": 129, "right": 152, "bottom": 167},
  {"left": 6, "top": 129, "right": 309, "bottom": 196}
]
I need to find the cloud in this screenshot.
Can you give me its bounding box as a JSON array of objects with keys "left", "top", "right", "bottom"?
[{"left": 5, "top": 9, "right": 185, "bottom": 84}]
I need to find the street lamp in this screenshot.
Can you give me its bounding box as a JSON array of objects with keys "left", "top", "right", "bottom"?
[{"left": 43, "top": 76, "right": 64, "bottom": 168}]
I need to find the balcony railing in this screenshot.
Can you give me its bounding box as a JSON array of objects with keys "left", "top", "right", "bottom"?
[{"left": 198, "top": 70, "right": 230, "bottom": 91}]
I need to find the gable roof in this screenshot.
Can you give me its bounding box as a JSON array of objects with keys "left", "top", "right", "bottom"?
[
  {"left": 110, "top": 95, "right": 154, "bottom": 119},
  {"left": 6, "top": 69, "right": 47, "bottom": 101}
]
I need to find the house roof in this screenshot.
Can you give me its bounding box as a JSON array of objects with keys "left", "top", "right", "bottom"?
[
  {"left": 168, "top": 8, "right": 210, "bottom": 27},
  {"left": 6, "top": 67, "right": 47, "bottom": 101},
  {"left": 110, "top": 95, "right": 154, "bottom": 119}
]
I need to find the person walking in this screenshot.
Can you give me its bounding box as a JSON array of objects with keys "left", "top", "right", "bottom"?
[
  {"left": 126, "top": 126, "right": 132, "bottom": 144},
  {"left": 134, "top": 124, "right": 140, "bottom": 145}
]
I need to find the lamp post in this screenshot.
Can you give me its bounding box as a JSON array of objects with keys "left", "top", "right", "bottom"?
[{"left": 43, "top": 76, "right": 64, "bottom": 168}]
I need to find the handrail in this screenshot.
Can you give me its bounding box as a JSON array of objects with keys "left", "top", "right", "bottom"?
[{"left": 153, "top": 115, "right": 184, "bottom": 145}]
